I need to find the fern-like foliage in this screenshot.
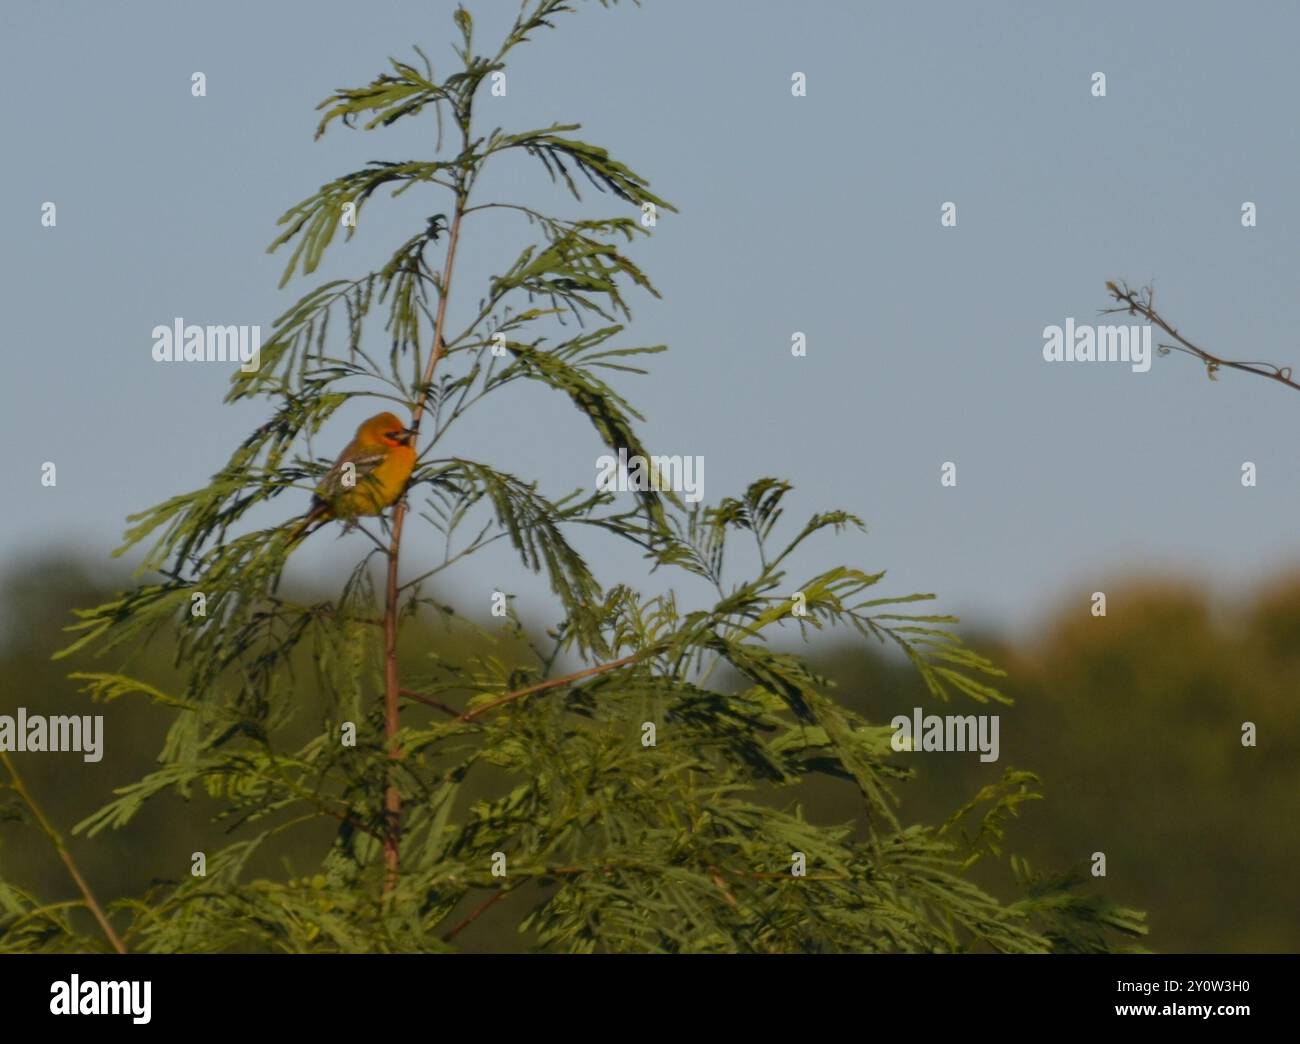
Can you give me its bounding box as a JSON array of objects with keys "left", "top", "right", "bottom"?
[{"left": 1, "top": 0, "right": 1145, "bottom": 954}]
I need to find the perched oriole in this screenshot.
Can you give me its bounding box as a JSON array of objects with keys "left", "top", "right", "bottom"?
[{"left": 287, "top": 411, "right": 417, "bottom": 544}]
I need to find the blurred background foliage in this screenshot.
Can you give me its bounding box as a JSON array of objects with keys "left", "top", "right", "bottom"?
[{"left": 2, "top": 554, "right": 1295, "bottom": 952}]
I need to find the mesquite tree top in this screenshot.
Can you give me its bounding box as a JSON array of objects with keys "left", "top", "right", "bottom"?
[{"left": 12, "top": 1, "right": 1145, "bottom": 953}]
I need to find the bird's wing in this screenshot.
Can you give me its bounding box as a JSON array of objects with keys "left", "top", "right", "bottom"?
[{"left": 314, "top": 441, "right": 390, "bottom": 503}]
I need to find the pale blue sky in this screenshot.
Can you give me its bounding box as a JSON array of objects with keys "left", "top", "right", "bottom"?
[{"left": 4, "top": 0, "right": 1300, "bottom": 638}]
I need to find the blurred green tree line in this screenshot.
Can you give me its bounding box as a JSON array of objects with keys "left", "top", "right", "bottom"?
[{"left": 1, "top": 555, "right": 1294, "bottom": 952}]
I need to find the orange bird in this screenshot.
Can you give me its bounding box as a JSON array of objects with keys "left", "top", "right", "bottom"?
[{"left": 287, "top": 411, "right": 417, "bottom": 544}]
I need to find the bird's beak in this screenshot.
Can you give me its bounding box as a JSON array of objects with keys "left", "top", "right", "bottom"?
[{"left": 397, "top": 428, "right": 417, "bottom": 445}]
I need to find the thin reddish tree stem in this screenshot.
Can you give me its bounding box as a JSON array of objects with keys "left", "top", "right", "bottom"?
[
  {"left": 398, "top": 688, "right": 461, "bottom": 717},
  {"left": 382, "top": 197, "right": 466, "bottom": 893},
  {"left": 442, "top": 887, "right": 511, "bottom": 942}
]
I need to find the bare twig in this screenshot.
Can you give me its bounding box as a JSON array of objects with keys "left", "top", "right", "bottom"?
[
  {"left": 441, "top": 887, "right": 512, "bottom": 942},
  {"left": 1, "top": 752, "right": 127, "bottom": 954},
  {"left": 398, "top": 688, "right": 461, "bottom": 717},
  {"left": 1104, "top": 280, "right": 1300, "bottom": 393}
]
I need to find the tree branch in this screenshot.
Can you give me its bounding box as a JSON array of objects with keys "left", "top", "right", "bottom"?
[
  {"left": 441, "top": 886, "right": 512, "bottom": 942},
  {"left": 381, "top": 191, "right": 468, "bottom": 894},
  {"left": 457, "top": 652, "right": 642, "bottom": 722},
  {"left": 1104, "top": 280, "right": 1300, "bottom": 393},
  {"left": 1, "top": 752, "right": 127, "bottom": 954},
  {"left": 399, "top": 688, "right": 461, "bottom": 717}
]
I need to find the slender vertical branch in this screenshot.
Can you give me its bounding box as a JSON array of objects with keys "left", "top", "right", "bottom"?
[
  {"left": 1, "top": 752, "right": 127, "bottom": 954},
  {"left": 381, "top": 193, "right": 467, "bottom": 893}
]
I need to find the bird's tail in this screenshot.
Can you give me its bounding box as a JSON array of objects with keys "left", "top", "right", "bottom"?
[{"left": 284, "top": 502, "right": 330, "bottom": 549}]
